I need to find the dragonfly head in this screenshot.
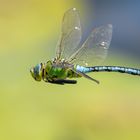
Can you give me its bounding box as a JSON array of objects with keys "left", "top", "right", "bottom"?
[{"left": 30, "top": 63, "right": 43, "bottom": 81}]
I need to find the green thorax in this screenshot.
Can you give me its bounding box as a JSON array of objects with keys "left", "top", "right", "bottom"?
[{"left": 42, "top": 60, "right": 81, "bottom": 81}]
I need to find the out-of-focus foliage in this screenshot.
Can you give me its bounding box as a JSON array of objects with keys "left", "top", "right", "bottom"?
[{"left": 0, "top": 0, "right": 140, "bottom": 140}]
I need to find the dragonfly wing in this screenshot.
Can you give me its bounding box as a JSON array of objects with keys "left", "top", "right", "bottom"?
[
  {"left": 56, "top": 8, "right": 82, "bottom": 60},
  {"left": 71, "top": 68, "right": 99, "bottom": 84},
  {"left": 69, "top": 24, "right": 113, "bottom": 66}
]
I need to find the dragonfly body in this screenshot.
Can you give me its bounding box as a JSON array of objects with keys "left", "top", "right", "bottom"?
[
  {"left": 30, "top": 8, "right": 140, "bottom": 84},
  {"left": 30, "top": 59, "right": 140, "bottom": 84}
]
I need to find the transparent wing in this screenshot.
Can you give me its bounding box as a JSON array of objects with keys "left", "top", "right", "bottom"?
[
  {"left": 56, "top": 8, "right": 82, "bottom": 60},
  {"left": 69, "top": 24, "right": 113, "bottom": 66}
]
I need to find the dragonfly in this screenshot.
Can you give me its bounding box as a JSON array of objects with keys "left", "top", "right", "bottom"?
[{"left": 30, "top": 8, "right": 140, "bottom": 85}]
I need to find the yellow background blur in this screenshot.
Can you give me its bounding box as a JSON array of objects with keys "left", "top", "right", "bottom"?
[{"left": 0, "top": 0, "right": 140, "bottom": 140}]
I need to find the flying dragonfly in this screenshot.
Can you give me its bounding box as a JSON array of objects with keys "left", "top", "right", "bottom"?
[{"left": 30, "top": 8, "right": 140, "bottom": 85}]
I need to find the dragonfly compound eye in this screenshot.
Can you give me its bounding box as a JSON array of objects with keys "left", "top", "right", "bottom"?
[{"left": 30, "top": 64, "right": 42, "bottom": 81}]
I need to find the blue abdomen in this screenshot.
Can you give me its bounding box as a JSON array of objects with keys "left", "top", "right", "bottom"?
[
  {"left": 76, "top": 65, "right": 93, "bottom": 73},
  {"left": 76, "top": 65, "right": 140, "bottom": 76}
]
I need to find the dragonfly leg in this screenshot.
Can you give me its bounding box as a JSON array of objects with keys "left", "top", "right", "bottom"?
[
  {"left": 48, "top": 79, "right": 77, "bottom": 85},
  {"left": 48, "top": 80, "right": 64, "bottom": 85},
  {"left": 62, "top": 79, "right": 77, "bottom": 84}
]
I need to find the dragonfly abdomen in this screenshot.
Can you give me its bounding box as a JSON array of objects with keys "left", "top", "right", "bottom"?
[
  {"left": 91, "top": 66, "right": 140, "bottom": 76},
  {"left": 76, "top": 65, "right": 140, "bottom": 76}
]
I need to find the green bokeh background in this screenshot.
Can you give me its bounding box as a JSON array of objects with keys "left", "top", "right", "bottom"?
[{"left": 0, "top": 0, "right": 140, "bottom": 140}]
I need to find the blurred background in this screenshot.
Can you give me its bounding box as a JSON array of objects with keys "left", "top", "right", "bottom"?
[{"left": 0, "top": 0, "right": 140, "bottom": 140}]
